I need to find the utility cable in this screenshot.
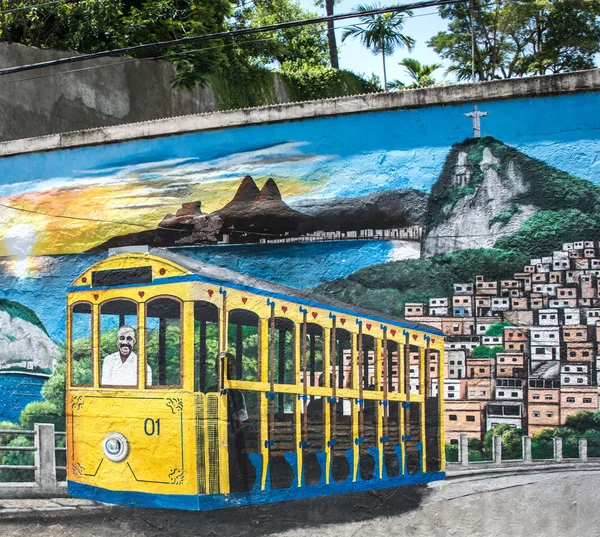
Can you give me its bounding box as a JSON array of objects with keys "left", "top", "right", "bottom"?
[{"left": 0, "top": 0, "right": 472, "bottom": 76}]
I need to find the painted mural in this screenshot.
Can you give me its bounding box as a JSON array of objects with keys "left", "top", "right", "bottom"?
[{"left": 2, "top": 88, "right": 600, "bottom": 505}]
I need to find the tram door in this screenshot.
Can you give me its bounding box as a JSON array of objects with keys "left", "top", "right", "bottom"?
[{"left": 193, "top": 301, "right": 224, "bottom": 496}]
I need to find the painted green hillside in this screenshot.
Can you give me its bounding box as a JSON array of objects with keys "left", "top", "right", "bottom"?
[{"left": 314, "top": 248, "right": 529, "bottom": 317}]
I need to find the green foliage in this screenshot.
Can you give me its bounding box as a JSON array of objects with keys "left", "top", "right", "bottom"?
[
  {"left": 71, "top": 336, "right": 92, "bottom": 386},
  {"left": 468, "top": 437, "right": 491, "bottom": 461},
  {"left": 485, "top": 322, "right": 514, "bottom": 336},
  {"left": 565, "top": 410, "right": 600, "bottom": 433},
  {"left": 531, "top": 428, "right": 554, "bottom": 459},
  {"left": 472, "top": 345, "right": 491, "bottom": 358},
  {"left": 489, "top": 204, "right": 520, "bottom": 227},
  {"left": 0, "top": 0, "right": 381, "bottom": 98},
  {"left": 530, "top": 415, "right": 600, "bottom": 459},
  {"left": 425, "top": 137, "right": 498, "bottom": 229},
  {"left": 227, "top": 325, "right": 261, "bottom": 382},
  {"left": 0, "top": 421, "right": 21, "bottom": 446},
  {"left": 17, "top": 346, "right": 67, "bottom": 431},
  {"left": 231, "top": 0, "right": 329, "bottom": 69},
  {"left": 281, "top": 64, "right": 380, "bottom": 101},
  {"left": 0, "top": 298, "right": 48, "bottom": 336},
  {"left": 495, "top": 210, "right": 600, "bottom": 258},
  {"left": 342, "top": 3, "right": 414, "bottom": 56},
  {"left": 127, "top": 0, "right": 233, "bottom": 88},
  {"left": 484, "top": 424, "right": 524, "bottom": 459},
  {"left": 446, "top": 438, "right": 492, "bottom": 462},
  {"left": 0, "top": 435, "right": 34, "bottom": 483},
  {"left": 472, "top": 345, "right": 505, "bottom": 358},
  {"left": 428, "top": 0, "right": 600, "bottom": 81},
  {"left": 583, "top": 429, "right": 600, "bottom": 457},
  {"left": 20, "top": 400, "right": 64, "bottom": 431},
  {"left": 314, "top": 248, "right": 528, "bottom": 318},
  {"left": 210, "top": 64, "right": 279, "bottom": 110},
  {"left": 195, "top": 321, "right": 219, "bottom": 391},
  {"left": 388, "top": 58, "right": 443, "bottom": 89},
  {"left": 42, "top": 358, "right": 66, "bottom": 419},
  {"left": 445, "top": 443, "right": 458, "bottom": 462},
  {"left": 146, "top": 324, "right": 182, "bottom": 386}
]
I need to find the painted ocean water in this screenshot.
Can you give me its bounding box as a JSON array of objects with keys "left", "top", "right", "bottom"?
[{"left": 0, "top": 373, "right": 46, "bottom": 424}]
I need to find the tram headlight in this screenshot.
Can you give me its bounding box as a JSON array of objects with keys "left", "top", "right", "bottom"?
[{"left": 102, "top": 432, "right": 129, "bottom": 462}]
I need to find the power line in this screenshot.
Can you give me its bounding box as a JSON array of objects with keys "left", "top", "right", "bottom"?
[
  {"left": 0, "top": 0, "right": 469, "bottom": 76},
  {"left": 0, "top": 34, "right": 285, "bottom": 85},
  {"left": 0, "top": 18, "right": 369, "bottom": 86},
  {"left": 0, "top": 0, "right": 504, "bottom": 85}
]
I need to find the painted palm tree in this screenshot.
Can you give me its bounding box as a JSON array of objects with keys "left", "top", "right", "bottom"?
[
  {"left": 342, "top": 3, "right": 415, "bottom": 91},
  {"left": 388, "top": 58, "right": 443, "bottom": 90}
]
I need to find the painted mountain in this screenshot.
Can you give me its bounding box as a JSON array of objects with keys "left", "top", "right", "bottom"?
[
  {"left": 0, "top": 299, "right": 58, "bottom": 374},
  {"left": 215, "top": 176, "right": 309, "bottom": 238},
  {"left": 422, "top": 136, "right": 600, "bottom": 256},
  {"left": 89, "top": 176, "right": 427, "bottom": 251},
  {"left": 315, "top": 137, "right": 600, "bottom": 316}
]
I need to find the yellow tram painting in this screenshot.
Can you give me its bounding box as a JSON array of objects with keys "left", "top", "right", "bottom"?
[{"left": 66, "top": 247, "right": 446, "bottom": 510}]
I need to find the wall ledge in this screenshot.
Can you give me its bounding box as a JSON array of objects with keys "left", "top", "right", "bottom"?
[{"left": 2, "top": 68, "right": 600, "bottom": 157}]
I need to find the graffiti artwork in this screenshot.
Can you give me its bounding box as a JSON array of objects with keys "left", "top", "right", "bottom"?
[{"left": 2, "top": 84, "right": 600, "bottom": 508}]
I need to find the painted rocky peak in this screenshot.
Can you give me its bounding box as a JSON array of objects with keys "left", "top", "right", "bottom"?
[
  {"left": 0, "top": 299, "right": 58, "bottom": 373},
  {"left": 219, "top": 177, "right": 307, "bottom": 236},
  {"left": 212, "top": 175, "right": 261, "bottom": 217},
  {"left": 422, "top": 136, "right": 600, "bottom": 256}
]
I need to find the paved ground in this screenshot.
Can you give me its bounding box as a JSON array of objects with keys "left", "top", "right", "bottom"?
[{"left": 1, "top": 469, "right": 600, "bottom": 536}]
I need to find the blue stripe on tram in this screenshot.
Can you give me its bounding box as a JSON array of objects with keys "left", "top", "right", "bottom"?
[{"left": 68, "top": 472, "right": 446, "bottom": 511}]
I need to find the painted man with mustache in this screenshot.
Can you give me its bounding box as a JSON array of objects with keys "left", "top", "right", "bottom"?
[{"left": 101, "top": 326, "right": 152, "bottom": 386}]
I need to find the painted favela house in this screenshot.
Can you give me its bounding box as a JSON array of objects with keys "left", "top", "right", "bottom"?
[{"left": 2, "top": 69, "right": 600, "bottom": 507}]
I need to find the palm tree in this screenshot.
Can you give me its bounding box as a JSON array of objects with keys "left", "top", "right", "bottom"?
[
  {"left": 342, "top": 3, "right": 415, "bottom": 91},
  {"left": 314, "top": 0, "right": 341, "bottom": 69},
  {"left": 388, "top": 58, "right": 443, "bottom": 90}
]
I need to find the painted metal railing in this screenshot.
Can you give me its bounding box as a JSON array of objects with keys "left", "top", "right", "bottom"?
[
  {"left": 448, "top": 433, "right": 597, "bottom": 470},
  {"left": 2, "top": 425, "right": 599, "bottom": 495},
  {"left": 0, "top": 423, "right": 65, "bottom": 493}
]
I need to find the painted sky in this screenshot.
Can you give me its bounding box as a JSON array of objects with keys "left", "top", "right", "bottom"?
[{"left": 0, "top": 91, "right": 599, "bottom": 255}]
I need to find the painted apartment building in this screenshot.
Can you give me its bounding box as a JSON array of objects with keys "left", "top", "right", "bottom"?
[{"left": 406, "top": 241, "right": 600, "bottom": 442}]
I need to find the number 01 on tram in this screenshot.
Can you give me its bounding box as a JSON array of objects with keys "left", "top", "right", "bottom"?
[{"left": 66, "top": 248, "right": 446, "bottom": 510}]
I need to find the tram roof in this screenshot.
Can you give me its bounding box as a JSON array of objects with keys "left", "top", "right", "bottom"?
[{"left": 147, "top": 248, "right": 444, "bottom": 337}]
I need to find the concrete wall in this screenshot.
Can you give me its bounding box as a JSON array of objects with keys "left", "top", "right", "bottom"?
[{"left": 0, "top": 42, "right": 292, "bottom": 142}]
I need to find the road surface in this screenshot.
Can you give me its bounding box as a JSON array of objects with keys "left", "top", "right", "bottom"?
[{"left": 1, "top": 469, "right": 599, "bottom": 537}]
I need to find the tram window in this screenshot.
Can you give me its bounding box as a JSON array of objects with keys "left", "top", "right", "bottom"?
[
  {"left": 359, "top": 335, "right": 375, "bottom": 390},
  {"left": 387, "top": 340, "right": 400, "bottom": 392},
  {"left": 99, "top": 299, "right": 139, "bottom": 387},
  {"left": 194, "top": 302, "right": 219, "bottom": 392},
  {"left": 146, "top": 297, "right": 182, "bottom": 388},
  {"left": 271, "top": 318, "right": 295, "bottom": 386},
  {"left": 228, "top": 309, "right": 259, "bottom": 382},
  {"left": 302, "top": 323, "right": 323, "bottom": 388},
  {"left": 70, "top": 302, "right": 93, "bottom": 386},
  {"left": 334, "top": 329, "right": 352, "bottom": 389}
]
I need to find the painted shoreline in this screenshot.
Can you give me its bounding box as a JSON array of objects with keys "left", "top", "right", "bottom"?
[{"left": 0, "top": 370, "right": 50, "bottom": 378}]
